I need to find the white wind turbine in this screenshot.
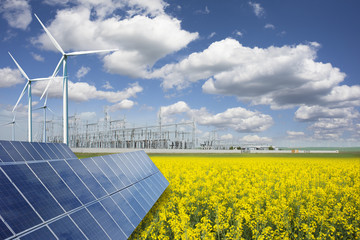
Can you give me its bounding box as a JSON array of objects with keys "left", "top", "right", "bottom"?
[
  {"left": 1, "top": 114, "right": 16, "bottom": 141},
  {"left": 34, "top": 14, "right": 118, "bottom": 145},
  {"left": 9, "top": 52, "right": 59, "bottom": 142},
  {"left": 33, "top": 91, "right": 56, "bottom": 143}
]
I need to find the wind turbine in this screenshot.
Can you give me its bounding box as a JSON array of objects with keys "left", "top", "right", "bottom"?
[
  {"left": 1, "top": 114, "right": 16, "bottom": 141},
  {"left": 34, "top": 91, "right": 56, "bottom": 143},
  {"left": 9, "top": 52, "right": 57, "bottom": 142},
  {"left": 34, "top": 14, "right": 118, "bottom": 145}
]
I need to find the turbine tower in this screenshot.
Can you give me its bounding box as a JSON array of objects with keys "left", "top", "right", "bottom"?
[
  {"left": 34, "top": 91, "right": 55, "bottom": 143},
  {"left": 9, "top": 52, "right": 56, "bottom": 142},
  {"left": 35, "top": 14, "right": 117, "bottom": 145}
]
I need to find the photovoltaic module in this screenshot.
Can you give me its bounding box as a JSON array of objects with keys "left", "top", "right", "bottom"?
[{"left": 0, "top": 140, "right": 169, "bottom": 239}]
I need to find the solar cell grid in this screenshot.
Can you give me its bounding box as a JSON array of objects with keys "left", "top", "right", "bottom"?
[
  {"left": 0, "top": 141, "right": 169, "bottom": 240},
  {"left": 0, "top": 218, "right": 13, "bottom": 239},
  {"left": 20, "top": 226, "right": 56, "bottom": 240},
  {"left": 49, "top": 216, "right": 87, "bottom": 240},
  {"left": 81, "top": 158, "right": 117, "bottom": 194},
  {"left": 29, "top": 162, "right": 82, "bottom": 212},
  {"left": 49, "top": 160, "right": 96, "bottom": 205},
  {"left": 0, "top": 169, "right": 42, "bottom": 234},
  {"left": 70, "top": 208, "right": 110, "bottom": 240},
  {"left": 2, "top": 164, "right": 65, "bottom": 221}
]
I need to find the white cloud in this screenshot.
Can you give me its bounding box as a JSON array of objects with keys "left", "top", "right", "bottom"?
[
  {"left": 310, "top": 118, "right": 355, "bottom": 141},
  {"left": 287, "top": 131, "right": 305, "bottom": 137},
  {"left": 78, "top": 111, "right": 97, "bottom": 121},
  {"left": 152, "top": 38, "right": 356, "bottom": 113},
  {"left": 32, "top": 79, "right": 143, "bottom": 103},
  {"left": 220, "top": 133, "right": 233, "bottom": 140},
  {"left": 76, "top": 66, "right": 91, "bottom": 79},
  {"left": 248, "top": 2, "right": 265, "bottom": 18},
  {"left": 43, "top": 0, "right": 168, "bottom": 17},
  {"left": 0, "top": 67, "right": 24, "bottom": 88},
  {"left": 102, "top": 81, "right": 114, "bottom": 90},
  {"left": 160, "top": 101, "right": 273, "bottom": 133},
  {"left": 241, "top": 135, "right": 272, "bottom": 143},
  {"left": 109, "top": 99, "right": 135, "bottom": 111},
  {"left": 33, "top": 7, "right": 198, "bottom": 78},
  {"left": 31, "top": 52, "right": 45, "bottom": 62},
  {"left": 234, "top": 31, "right": 243, "bottom": 37},
  {"left": 0, "top": 0, "right": 32, "bottom": 30},
  {"left": 208, "top": 32, "right": 216, "bottom": 39},
  {"left": 295, "top": 106, "right": 359, "bottom": 122},
  {"left": 264, "top": 23, "right": 275, "bottom": 29}
]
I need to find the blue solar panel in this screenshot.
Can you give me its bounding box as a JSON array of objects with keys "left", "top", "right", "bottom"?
[
  {"left": 2, "top": 164, "right": 65, "bottom": 221},
  {"left": 49, "top": 160, "right": 96, "bottom": 205},
  {"left": 20, "top": 226, "right": 56, "bottom": 240},
  {"left": 29, "top": 162, "right": 82, "bottom": 212},
  {"left": 66, "top": 159, "right": 107, "bottom": 199},
  {"left": 70, "top": 208, "right": 109, "bottom": 239},
  {"left": 87, "top": 202, "right": 127, "bottom": 239},
  {"left": 0, "top": 217, "right": 13, "bottom": 239},
  {"left": 49, "top": 216, "right": 87, "bottom": 240},
  {"left": 0, "top": 141, "right": 169, "bottom": 239}
]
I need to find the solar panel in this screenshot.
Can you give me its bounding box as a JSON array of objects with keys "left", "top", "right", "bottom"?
[{"left": 0, "top": 140, "right": 169, "bottom": 239}]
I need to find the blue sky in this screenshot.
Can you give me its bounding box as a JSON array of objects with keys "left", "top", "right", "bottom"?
[{"left": 0, "top": 0, "right": 359, "bottom": 147}]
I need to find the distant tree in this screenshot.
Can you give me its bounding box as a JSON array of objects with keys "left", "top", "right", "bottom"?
[
  {"left": 237, "top": 146, "right": 241, "bottom": 150},
  {"left": 229, "top": 146, "right": 234, "bottom": 150},
  {"left": 269, "top": 146, "right": 275, "bottom": 150}
]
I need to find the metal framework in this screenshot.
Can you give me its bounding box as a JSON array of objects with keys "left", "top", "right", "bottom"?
[{"left": 42, "top": 113, "right": 197, "bottom": 149}]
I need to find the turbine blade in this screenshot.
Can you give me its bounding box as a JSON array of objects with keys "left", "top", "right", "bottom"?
[
  {"left": 8, "top": 52, "right": 30, "bottom": 80},
  {"left": 13, "top": 82, "right": 29, "bottom": 112},
  {"left": 33, "top": 106, "right": 44, "bottom": 111},
  {"left": 48, "top": 106, "right": 56, "bottom": 115},
  {"left": 67, "top": 49, "right": 118, "bottom": 56},
  {"left": 40, "top": 56, "right": 64, "bottom": 100},
  {"left": 34, "top": 13, "right": 65, "bottom": 55}
]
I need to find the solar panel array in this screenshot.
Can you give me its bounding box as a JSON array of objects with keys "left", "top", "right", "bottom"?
[{"left": 0, "top": 141, "right": 169, "bottom": 240}]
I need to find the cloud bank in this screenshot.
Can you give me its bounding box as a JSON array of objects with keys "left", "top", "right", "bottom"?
[{"left": 160, "top": 101, "right": 273, "bottom": 133}]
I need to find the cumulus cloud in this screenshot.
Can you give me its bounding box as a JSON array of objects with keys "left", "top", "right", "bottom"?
[
  {"left": 31, "top": 52, "right": 45, "bottom": 62},
  {"left": 76, "top": 66, "right": 91, "bottom": 79},
  {"left": 220, "top": 133, "right": 233, "bottom": 140},
  {"left": 240, "top": 135, "right": 272, "bottom": 143},
  {"left": 152, "top": 38, "right": 357, "bottom": 112},
  {"left": 102, "top": 81, "right": 114, "bottom": 90},
  {"left": 264, "top": 23, "right": 275, "bottom": 29},
  {"left": 32, "top": 79, "right": 143, "bottom": 103},
  {"left": 287, "top": 131, "right": 305, "bottom": 137},
  {"left": 109, "top": 99, "right": 135, "bottom": 112},
  {"left": 78, "top": 111, "right": 97, "bottom": 121},
  {"left": 0, "top": 0, "right": 32, "bottom": 30},
  {"left": 248, "top": 2, "right": 265, "bottom": 18},
  {"left": 0, "top": 68, "right": 24, "bottom": 87},
  {"left": 295, "top": 106, "right": 359, "bottom": 122},
  {"left": 160, "top": 101, "right": 273, "bottom": 133},
  {"left": 33, "top": 6, "right": 198, "bottom": 78},
  {"left": 310, "top": 118, "right": 354, "bottom": 141},
  {"left": 43, "top": 0, "right": 168, "bottom": 17}
]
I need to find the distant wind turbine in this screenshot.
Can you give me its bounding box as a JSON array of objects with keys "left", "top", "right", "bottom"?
[
  {"left": 34, "top": 13, "right": 118, "bottom": 145},
  {"left": 1, "top": 114, "right": 16, "bottom": 141},
  {"left": 9, "top": 52, "right": 59, "bottom": 142},
  {"left": 33, "top": 91, "right": 56, "bottom": 143}
]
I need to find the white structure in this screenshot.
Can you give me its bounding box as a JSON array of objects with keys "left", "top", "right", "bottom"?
[
  {"left": 9, "top": 52, "right": 55, "bottom": 142},
  {"left": 34, "top": 14, "right": 117, "bottom": 145}
]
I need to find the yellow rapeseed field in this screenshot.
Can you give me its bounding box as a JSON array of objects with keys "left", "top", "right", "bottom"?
[{"left": 130, "top": 155, "right": 360, "bottom": 239}]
